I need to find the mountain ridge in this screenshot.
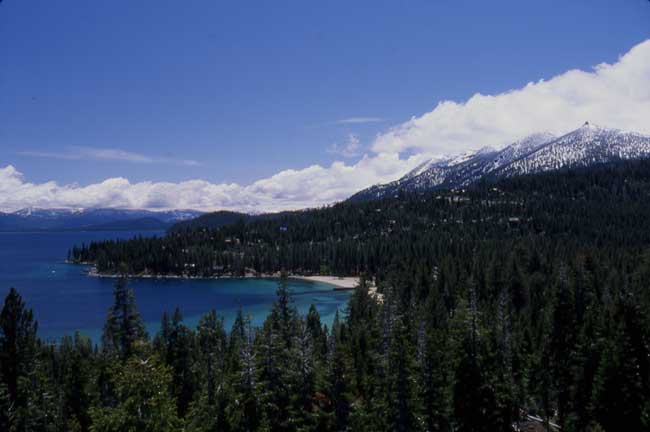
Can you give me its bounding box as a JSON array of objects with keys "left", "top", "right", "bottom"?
[
  {"left": 351, "top": 123, "right": 650, "bottom": 201},
  {"left": 0, "top": 208, "right": 203, "bottom": 232}
]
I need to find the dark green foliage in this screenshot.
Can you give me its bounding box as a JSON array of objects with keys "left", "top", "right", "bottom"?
[
  {"left": 185, "top": 310, "right": 228, "bottom": 431},
  {"left": 0, "top": 288, "right": 38, "bottom": 404},
  {"left": 101, "top": 278, "right": 147, "bottom": 360},
  {"left": 158, "top": 308, "right": 198, "bottom": 417},
  {"left": 322, "top": 312, "right": 353, "bottom": 431},
  {"left": 0, "top": 287, "right": 49, "bottom": 431},
  {"left": 57, "top": 333, "right": 95, "bottom": 431},
  {"left": 169, "top": 210, "right": 254, "bottom": 232},
  {"left": 385, "top": 315, "right": 421, "bottom": 431},
  {"left": 89, "top": 354, "right": 181, "bottom": 432}
]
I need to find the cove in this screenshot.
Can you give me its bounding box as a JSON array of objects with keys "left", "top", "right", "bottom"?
[{"left": 0, "top": 231, "right": 352, "bottom": 342}]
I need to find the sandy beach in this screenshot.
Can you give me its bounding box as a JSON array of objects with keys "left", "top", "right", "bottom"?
[
  {"left": 289, "top": 275, "right": 360, "bottom": 289},
  {"left": 85, "top": 267, "right": 383, "bottom": 300},
  {"left": 289, "top": 275, "right": 383, "bottom": 302},
  {"left": 86, "top": 267, "right": 358, "bottom": 288}
]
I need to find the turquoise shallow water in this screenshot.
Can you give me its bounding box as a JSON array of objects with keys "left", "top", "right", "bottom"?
[{"left": 0, "top": 231, "right": 351, "bottom": 342}]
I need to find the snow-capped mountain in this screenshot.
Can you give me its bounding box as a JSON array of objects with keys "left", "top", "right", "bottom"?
[
  {"left": 496, "top": 123, "right": 650, "bottom": 176},
  {"left": 483, "top": 132, "right": 556, "bottom": 173},
  {"left": 0, "top": 208, "right": 203, "bottom": 232},
  {"left": 12, "top": 208, "right": 85, "bottom": 218},
  {"left": 351, "top": 124, "right": 650, "bottom": 201}
]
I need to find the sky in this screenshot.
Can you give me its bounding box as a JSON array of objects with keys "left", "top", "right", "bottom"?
[{"left": 1, "top": 0, "right": 649, "bottom": 212}]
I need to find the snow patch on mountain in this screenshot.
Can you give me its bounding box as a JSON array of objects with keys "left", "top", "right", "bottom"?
[{"left": 351, "top": 124, "right": 650, "bottom": 201}]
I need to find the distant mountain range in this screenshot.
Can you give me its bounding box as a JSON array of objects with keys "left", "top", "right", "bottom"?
[
  {"left": 0, "top": 208, "right": 202, "bottom": 232},
  {"left": 351, "top": 123, "right": 650, "bottom": 200}
]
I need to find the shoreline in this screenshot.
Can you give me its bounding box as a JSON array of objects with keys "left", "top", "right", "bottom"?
[
  {"left": 288, "top": 275, "right": 359, "bottom": 290},
  {"left": 86, "top": 268, "right": 280, "bottom": 281},
  {"left": 82, "top": 266, "right": 382, "bottom": 300},
  {"left": 297, "top": 275, "right": 382, "bottom": 301},
  {"left": 85, "top": 267, "right": 359, "bottom": 288}
]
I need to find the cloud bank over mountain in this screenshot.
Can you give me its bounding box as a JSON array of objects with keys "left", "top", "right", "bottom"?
[
  {"left": 2, "top": 40, "right": 649, "bottom": 212},
  {"left": 373, "top": 40, "right": 650, "bottom": 155},
  {"left": 0, "top": 153, "right": 427, "bottom": 212}
]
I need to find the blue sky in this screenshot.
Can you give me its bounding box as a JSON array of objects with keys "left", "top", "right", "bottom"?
[{"left": 1, "top": 0, "right": 649, "bottom": 211}]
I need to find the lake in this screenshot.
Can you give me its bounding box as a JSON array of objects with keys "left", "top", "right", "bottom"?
[{"left": 0, "top": 231, "right": 352, "bottom": 342}]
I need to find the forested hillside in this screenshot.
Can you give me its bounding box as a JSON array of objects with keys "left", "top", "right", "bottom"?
[
  {"left": 168, "top": 210, "right": 253, "bottom": 232},
  {"left": 2, "top": 160, "right": 650, "bottom": 431},
  {"left": 74, "top": 160, "right": 650, "bottom": 279}
]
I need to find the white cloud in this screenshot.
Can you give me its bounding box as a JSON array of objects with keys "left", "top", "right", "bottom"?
[
  {"left": 327, "top": 134, "right": 362, "bottom": 158},
  {"left": 0, "top": 152, "right": 427, "bottom": 212},
  {"left": 3, "top": 40, "right": 649, "bottom": 213},
  {"left": 373, "top": 39, "right": 650, "bottom": 155},
  {"left": 19, "top": 146, "right": 200, "bottom": 167},
  {"left": 335, "top": 117, "right": 384, "bottom": 124}
]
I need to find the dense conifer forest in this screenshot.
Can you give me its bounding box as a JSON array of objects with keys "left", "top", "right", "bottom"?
[
  {"left": 71, "top": 160, "right": 650, "bottom": 280},
  {"left": 3, "top": 160, "right": 650, "bottom": 430}
]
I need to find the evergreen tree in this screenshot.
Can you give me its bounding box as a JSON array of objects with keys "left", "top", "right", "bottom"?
[
  {"left": 306, "top": 305, "right": 327, "bottom": 362},
  {"left": 452, "top": 281, "right": 498, "bottom": 432},
  {"left": 549, "top": 268, "right": 578, "bottom": 428},
  {"left": 89, "top": 353, "right": 181, "bottom": 432},
  {"left": 228, "top": 312, "right": 259, "bottom": 432},
  {"left": 322, "top": 311, "right": 352, "bottom": 431},
  {"left": 385, "top": 314, "right": 421, "bottom": 432},
  {"left": 58, "top": 332, "right": 94, "bottom": 432},
  {"left": 591, "top": 290, "right": 650, "bottom": 431},
  {"left": 419, "top": 287, "right": 452, "bottom": 432},
  {"left": 0, "top": 287, "right": 42, "bottom": 431},
  {"left": 101, "top": 278, "right": 147, "bottom": 360},
  {"left": 291, "top": 317, "right": 317, "bottom": 430},
  {"left": 256, "top": 286, "right": 296, "bottom": 432},
  {"left": 186, "top": 311, "right": 228, "bottom": 432},
  {"left": 159, "top": 308, "right": 198, "bottom": 418}
]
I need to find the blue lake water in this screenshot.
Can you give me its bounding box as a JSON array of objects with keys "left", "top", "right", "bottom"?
[{"left": 0, "top": 231, "right": 351, "bottom": 342}]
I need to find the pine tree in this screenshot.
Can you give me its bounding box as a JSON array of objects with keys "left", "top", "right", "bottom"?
[
  {"left": 254, "top": 277, "right": 299, "bottom": 431},
  {"left": 186, "top": 311, "right": 229, "bottom": 432},
  {"left": 101, "top": 278, "right": 147, "bottom": 360},
  {"left": 89, "top": 354, "right": 181, "bottom": 432},
  {"left": 346, "top": 276, "right": 380, "bottom": 402},
  {"left": 419, "top": 288, "right": 452, "bottom": 432},
  {"left": 322, "top": 310, "right": 352, "bottom": 431},
  {"left": 0, "top": 287, "right": 41, "bottom": 431},
  {"left": 271, "top": 275, "right": 298, "bottom": 347},
  {"left": 291, "top": 317, "right": 317, "bottom": 430},
  {"left": 487, "top": 288, "right": 516, "bottom": 431},
  {"left": 228, "top": 312, "right": 259, "bottom": 432},
  {"left": 591, "top": 290, "right": 650, "bottom": 431},
  {"left": 0, "top": 381, "right": 12, "bottom": 431},
  {"left": 157, "top": 308, "right": 198, "bottom": 418},
  {"left": 549, "top": 267, "right": 578, "bottom": 428},
  {"left": 385, "top": 314, "right": 422, "bottom": 432},
  {"left": 59, "top": 332, "right": 94, "bottom": 432},
  {"left": 452, "top": 279, "right": 498, "bottom": 432},
  {"left": 306, "top": 305, "right": 327, "bottom": 362}
]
